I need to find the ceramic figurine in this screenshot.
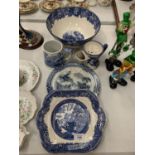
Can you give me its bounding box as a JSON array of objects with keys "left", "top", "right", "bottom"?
[
  {"left": 109, "top": 34, "right": 135, "bottom": 89},
  {"left": 83, "top": 40, "right": 108, "bottom": 68},
  {"left": 19, "top": 16, "right": 44, "bottom": 50},
  {"left": 128, "top": 3, "right": 135, "bottom": 36},
  {"left": 105, "top": 12, "right": 131, "bottom": 71}
]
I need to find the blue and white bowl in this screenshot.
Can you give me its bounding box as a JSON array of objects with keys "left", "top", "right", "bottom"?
[{"left": 46, "top": 7, "right": 101, "bottom": 47}]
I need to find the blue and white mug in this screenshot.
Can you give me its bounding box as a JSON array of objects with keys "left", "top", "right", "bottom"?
[{"left": 43, "top": 40, "right": 68, "bottom": 68}]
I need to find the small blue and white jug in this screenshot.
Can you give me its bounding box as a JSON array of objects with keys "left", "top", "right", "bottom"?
[{"left": 83, "top": 40, "right": 108, "bottom": 68}]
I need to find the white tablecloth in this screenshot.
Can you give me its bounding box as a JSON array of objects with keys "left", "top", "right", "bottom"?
[{"left": 19, "top": 21, "right": 135, "bottom": 155}]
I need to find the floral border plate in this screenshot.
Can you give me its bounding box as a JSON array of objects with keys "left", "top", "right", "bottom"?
[
  {"left": 19, "top": 91, "right": 37, "bottom": 125},
  {"left": 19, "top": 1, "right": 38, "bottom": 15},
  {"left": 19, "top": 60, "right": 40, "bottom": 91},
  {"left": 46, "top": 63, "right": 101, "bottom": 96},
  {"left": 36, "top": 90, "right": 106, "bottom": 153}
]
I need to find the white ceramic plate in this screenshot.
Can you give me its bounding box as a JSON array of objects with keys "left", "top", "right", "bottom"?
[
  {"left": 19, "top": 91, "right": 37, "bottom": 125},
  {"left": 19, "top": 126, "right": 29, "bottom": 148},
  {"left": 19, "top": 60, "right": 40, "bottom": 91}
]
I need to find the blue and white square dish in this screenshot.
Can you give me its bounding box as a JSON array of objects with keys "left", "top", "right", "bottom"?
[
  {"left": 46, "top": 63, "right": 101, "bottom": 96},
  {"left": 36, "top": 90, "right": 106, "bottom": 153}
]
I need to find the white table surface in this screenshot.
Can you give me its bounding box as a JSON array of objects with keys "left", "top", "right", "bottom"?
[
  {"left": 21, "top": 0, "right": 133, "bottom": 24},
  {"left": 19, "top": 21, "right": 135, "bottom": 155}
]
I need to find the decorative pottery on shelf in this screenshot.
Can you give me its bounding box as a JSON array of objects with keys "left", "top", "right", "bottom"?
[
  {"left": 36, "top": 90, "right": 106, "bottom": 153},
  {"left": 68, "top": 0, "right": 89, "bottom": 8},
  {"left": 39, "top": 0, "right": 63, "bottom": 13},
  {"left": 19, "top": 0, "right": 38, "bottom": 15},
  {"left": 46, "top": 7, "right": 101, "bottom": 47},
  {"left": 19, "top": 60, "right": 40, "bottom": 91},
  {"left": 46, "top": 63, "right": 101, "bottom": 96},
  {"left": 87, "top": 0, "right": 97, "bottom": 7},
  {"left": 19, "top": 91, "right": 37, "bottom": 125},
  {"left": 97, "top": 0, "right": 112, "bottom": 7},
  {"left": 19, "top": 126, "right": 29, "bottom": 148}
]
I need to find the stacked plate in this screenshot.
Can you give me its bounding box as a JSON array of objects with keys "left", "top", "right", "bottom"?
[
  {"left": 19, "top": 60, "right": 40, "bottom": 148},
  {"left": 36, "top": 63, "right": 106, "bottom": 153}
]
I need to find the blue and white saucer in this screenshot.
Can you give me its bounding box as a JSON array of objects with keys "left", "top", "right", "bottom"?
[{"left": 36, "top": 90, "right": 106, "bottom": 153}]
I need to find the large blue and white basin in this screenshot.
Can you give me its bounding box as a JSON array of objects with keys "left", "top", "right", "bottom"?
[{"left": 46, "top": 7, "right": 101, "bottom": 47}]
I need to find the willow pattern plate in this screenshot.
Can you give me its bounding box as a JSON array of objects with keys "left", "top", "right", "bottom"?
[
  {"left": 36, "top": 90, "right": 106, "bottom": 153},
  {"left": 46, "top": 63, "right": 101, "bottom": 96},
  {"left": 19, "top": 60, "right": 40, "bottom": 91},
  {"left": 19, "top": 91, "right": 37, "bottom": 125}
]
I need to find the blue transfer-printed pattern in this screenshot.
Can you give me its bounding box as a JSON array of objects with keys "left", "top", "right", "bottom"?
[
  {"left": 46, "top": 63, "right": 101, "bottom": 96},
  {"left": 56, "top": 71, "right": 91, "bottom": 90},
  {"left": 62, "top": 31, "right": 85, "bottom": 45},
  {"left": 36, "top": 90, "right": 106, "bottom": 153},
  {"left": 51, "top": 99, "right": 90, "bottom": 140},
  {"left": 44, "top": 52, "right": 64, "bottom": 68},
  {"left": 46, "top": 7, "right": 101, "bottom": 46}
]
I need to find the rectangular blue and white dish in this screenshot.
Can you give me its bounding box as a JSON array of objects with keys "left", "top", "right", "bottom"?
[{"left": 36, "top": 90, "right": 106, "bottom": 153}]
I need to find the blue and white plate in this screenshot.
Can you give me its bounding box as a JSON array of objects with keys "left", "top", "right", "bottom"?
[
  {"left": 36, "top": 90, "right": 106, "bottom": 153},
  {"left": 46, "top": 63, "right": 101, "bottom": 96}
]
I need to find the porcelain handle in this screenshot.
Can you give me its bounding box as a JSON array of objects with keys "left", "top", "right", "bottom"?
[{"left": 98, "top": 43, "right": 108, "bottom": 57}]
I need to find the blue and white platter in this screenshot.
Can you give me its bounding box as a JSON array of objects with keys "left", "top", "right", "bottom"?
[
  {"left": 36, "top": 90, "right": 106, "bottom": 153},
  {"left": 47, "top": 63, "right": 101, "bottom": 96}
]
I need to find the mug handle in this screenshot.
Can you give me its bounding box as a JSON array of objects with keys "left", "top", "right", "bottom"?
[{"left": 98, "top": 43, "right": 108, "bottom": 57}]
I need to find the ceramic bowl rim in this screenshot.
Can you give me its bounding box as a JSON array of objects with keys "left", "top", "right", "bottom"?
[
  {"left": 43, "top": 40, "right": 63, "bottom": 55},
  {"left": 46, "top": 7, "right": 101, "bottom": 46},
  {"left": 83, "top": 40, "right": 104, "bottom": 56}
]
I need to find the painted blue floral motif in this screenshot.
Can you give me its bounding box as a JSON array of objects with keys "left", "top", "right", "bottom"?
[
  {"left": 36, "top": 90, "right": 106, "bottom": 153},
  {"left": 63, "top": 31, "right": 85, "bottom": 45},
  {"left": 44, "top": 53, "right": 64, "bottom": 68},
  {"left": 55, "top": 71, "right": 91, "bottom": 90},
  {"left": 47, "top": 63, "right": 101, "bottom": 96},
  {"left": 46, "top": 7, "right": 101, "bottom": 46},
  {"left": 51, "top": 99, "right": 90, "bottom": 140}
]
